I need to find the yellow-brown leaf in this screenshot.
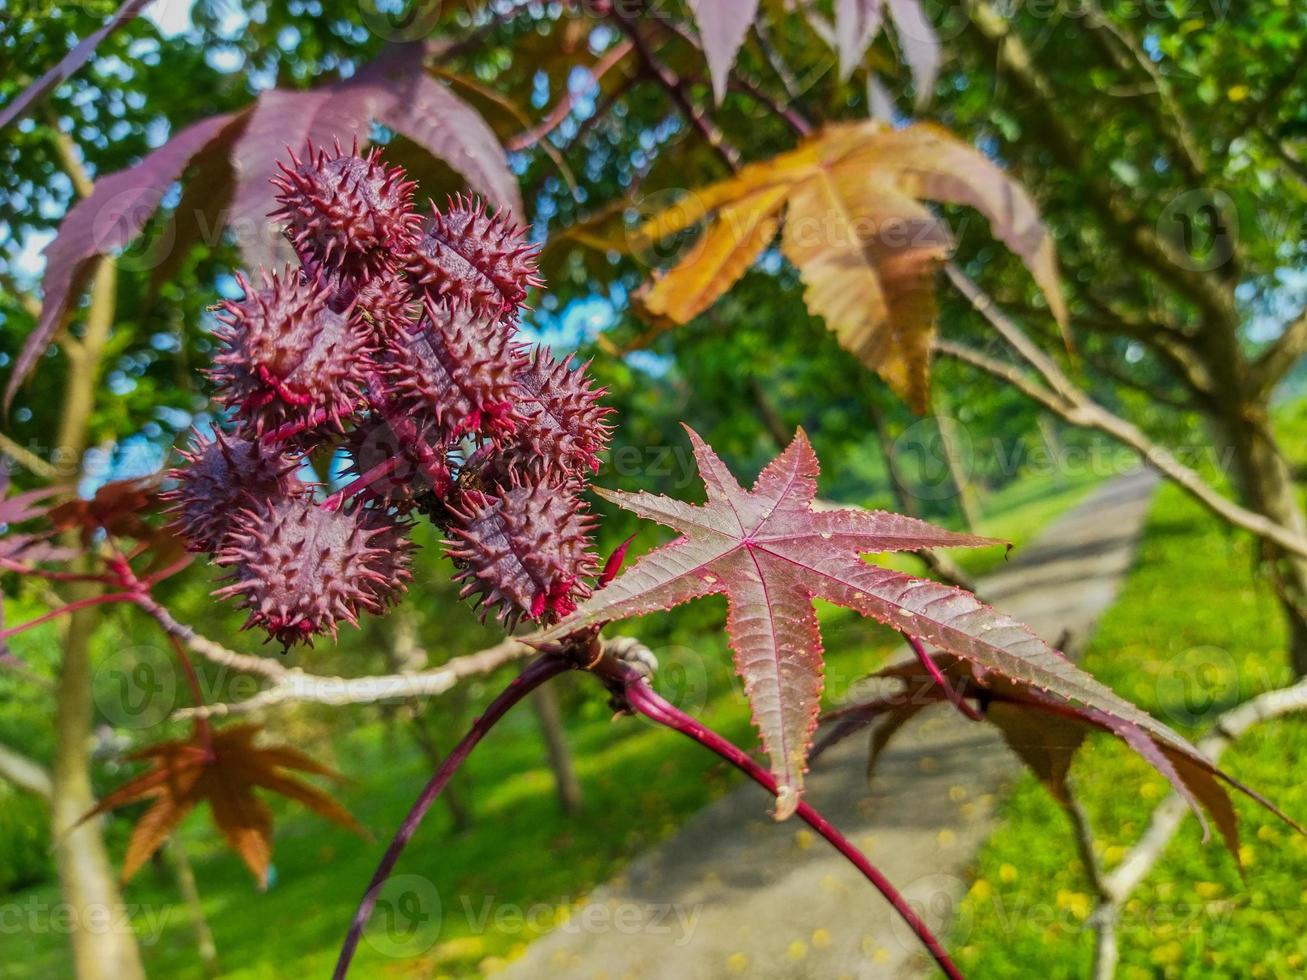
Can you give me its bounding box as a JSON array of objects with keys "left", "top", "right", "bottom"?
[
  {"left": 626, "top": 120, "right": 1065, "bottom": 408},
  {"left": 641, "top": 184, "right": 789, "bottom": 323}
]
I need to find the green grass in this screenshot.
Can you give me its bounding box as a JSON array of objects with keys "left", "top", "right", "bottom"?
[
  {"left": 955, "top": 480, "right": 1307, "bottom": 979},
  {"left": 1, "top": 464, "right": 1102, "bottom": 980}
]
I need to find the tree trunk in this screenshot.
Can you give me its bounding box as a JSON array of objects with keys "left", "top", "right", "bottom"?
[
  {"left": 51, "top": 596, "right": 147, "bottom": 980},
  {"left": 1196, "top": 312, "right": 1307, "bottom": 677},
  {"left": 1215, "top": 407, "right": 1307, "bottom": 676},
  {"left": 531, "top": 683, "right": 583, "bottom": 815},
  {"left": 47, "top": 257, "right": 146, "bottom": 980}
]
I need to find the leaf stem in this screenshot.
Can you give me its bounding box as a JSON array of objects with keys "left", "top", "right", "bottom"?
[
  {"left": 904, "top": 634, "right": 983, "bottom": 722},
  {"left": 624, "top": 676, "right": 965, "bottom": 980},
  {"left": 321, "top": 457, "right": 400, "bottom": 511},
  {"left": 332, "top": 654, "right": 571, "bottom": 980},
  {"left": 0, "top": 591, "right": 136, "bottom": 640}
]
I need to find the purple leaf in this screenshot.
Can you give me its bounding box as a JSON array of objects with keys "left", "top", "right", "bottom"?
[
  {"left": 4, "top": 111, "right": 245, "bottom": 410},
  {"left": 832, "top": 653, "right": 1302, "bottom": 863},
  {"left": 0, "top": 0, "right": 153, "bottom": 131},
  {"left": 835, "top": 0, "right": 940, "bottom": 105},
  {"left": 687, "top": 0, "right": 761, "bottom": 105},
  {"left": 835, "top": 0, "right": 887, "bottom": 80},
  {"left": 531, "top": 426, "right": 995, "bottom": 817},
  {"left": 886, "top": 0, "right": 941, "bottom": 105},
  {"left": 368, "top": 53, "right": 523, "bottom": 218},
  {"left": 230, "top": 43, "right": 520, "bottom": 271},
  {"left": 533, "top": 427, "right": 1232, "bottom": 820}
]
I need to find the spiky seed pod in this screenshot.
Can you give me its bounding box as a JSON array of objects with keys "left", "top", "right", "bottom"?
[
  {"left": 445, "top": 480, "right": 597, "bottom": 629},
  {"left": 303, "top": 263, "right": 418, "bottom": 344},
  {"left": 343, "top": 416, "right": 452, "bottom": 511},
  {"left": 406, "top": 195, "right": 542, "bottom": 321},
  {"left": 388, "top": 297, "right": 528, "bottom": 441},
  {"left": 162, "top": 428, "right": 302, "bottom": 553},
  {"left": 481, "top": 349, "right": 614, "bottom": 487},
  {"left": 354, "top": 270, "right": 418, "bottom": 342},
  {"left": 210, "top": 269, "right": 374, "bottom": 436},
  {"left": 214, "top": 494, "right": 414, "bottom": 648},
  {"left": 271, "top": 140, "right": 419, "bottom": 276}
]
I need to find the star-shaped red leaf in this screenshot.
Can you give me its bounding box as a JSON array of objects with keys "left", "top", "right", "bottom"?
[{"left": 536, "top": 427, "right": 1202, "bottom": 819}]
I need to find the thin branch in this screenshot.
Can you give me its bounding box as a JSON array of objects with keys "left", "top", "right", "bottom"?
[
  {"left": 939, "top": 268, "right": 1307, "bottom": 560},
  {"left": 611, "top": 8, "right": 741, "bottom": 169},
  {"left": 134, "top": 593, "right": 287, "bottom": 680},
  {"left": 0, "top": 741, "right": 52, "bottom": 800},
  {"left": 1250, "top": 307, "right": 1307, "bottom": 397},
  {"left": 1083, "top": 677, "right": 1307, "bottom": 976},
  {"left": 1076, "top": 1, "right": 1205, "bottom": 183},
  {"left": 0, "top": 269, "right": 43, "bottom": 319},
  {"left": 625, "top": 673, "right": 964, "bottom": 980},
  {"left": 504, "top": 40, "right": 634, "bottom": 151},
  {"left": 964, "top": 0, "right": 1238, "bottom": 326},
  {"left": 43, "top": 105, "right": 94, "bottom": 199},
  {"left": 333, "top": 655, "right": 570, "bottom": 980},
  {"left": 172, "top": 636, "right": 538, "bottom": 720},
  {"left": 0, "top": 432, "right": 57, "bottom": 479}
]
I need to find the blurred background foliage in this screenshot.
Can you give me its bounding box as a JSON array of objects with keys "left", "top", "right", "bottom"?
[{"left": 2, "top": 0, "right": 1306, "bottom": 977}]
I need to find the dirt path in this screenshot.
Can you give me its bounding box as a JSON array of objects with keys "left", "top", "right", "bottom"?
[{"left": 499, "top": 471, "right": 1159, "bottom": 980}]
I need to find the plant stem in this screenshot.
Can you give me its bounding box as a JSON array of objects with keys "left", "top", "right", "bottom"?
[
  {"left": 904, "top": 634, "right": 983, "bottom": 722},
  {"left": 332, "top": 654, "right": 571, "bottom": 980},
  {"left": 321, "top": 456, "right": 400, "bottom": 511},
  {"left": 624, "top": 677, "right": 965, "bottom": 980},
  {"left": 161, "top": 630, "right": 212, "bottom": 753},
  {"left": 0, "top": 592, "right": 136, "bottom": 640}
]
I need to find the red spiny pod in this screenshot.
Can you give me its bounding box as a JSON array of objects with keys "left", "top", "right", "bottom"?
[
  {"left": 485, "top": 349, "right": 614, "bottom": 484},
  {"left": 271, "top": 139, "right": 419, "bottom": 276},
  {"left": 343, "top": 416, "right": 452, "bottom": 511},
  {"left": 210, "top": 269, "right": 374, "bottom": 436},
  {"left": 214, "top": 494, "right": 414, "bottom": 648},
  {"left": 387, "top": 297, "right": 528, "bottom": 441},
  {"left": 161, "top": 428, "right": 302, "bottom": 553},
  {"left": 445, "top": 479, "right": 597, "bottom": 629},
  {"left": 406, "top": 195, "right": 542, "bottom": 321},
  {"left": 354, "top": 270, "right": 418, "bottom": 342}
]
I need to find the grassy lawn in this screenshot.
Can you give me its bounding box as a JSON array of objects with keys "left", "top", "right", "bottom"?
[
  {"left": 956, "top": 479, "right": 1307, "bottom": 979},
  {"left": 2, "top": 465, "right": 1103, "bottom": 979}
]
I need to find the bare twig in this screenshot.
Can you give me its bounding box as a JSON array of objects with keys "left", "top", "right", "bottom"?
[
  {"left": 504, "top": 40, "right": 634, "bottom": 151},
  {"left": 939, "top": 267, "right": 1307, "bottom": 560},
  {"left": 0, "top": 741, "right": 52, "bottom": 800},
  {"left": 1083, "top": 677, "right": 1307, "bottom": 976},
  {"left": 141, "top": 593, "right": 646, "bottom": 722},
  {"left": 172, "top": 637, "right": 538, "bottom": 720},
  {"left": 0, "top": 432, "right": 57, "bottom": 478},
  {"left": 611, "top": 8, "right": 741, "bottom": 169}
]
